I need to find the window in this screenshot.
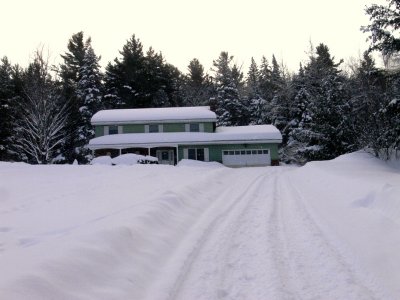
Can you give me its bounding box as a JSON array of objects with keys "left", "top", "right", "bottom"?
[
  {"left": 188, "top": 148, "right": 196, "bottom": 160},
  {"left": 222, "top": 149, "right": 270, "bottom": 156},
  {"left": 190, "top": 123, "right": 200, "bottom": 132},
  {"left": 109, "top": 125, "right": 118, "bottom": 135},
  {"left": 196, "top": 148, "right": 205, "bottom": 161},
  {"left": 187, "top": 148, "right": 205, "bottom": 161},
  {"left": 149, "top": 124, "right": 159, "bottom": 133},
  {"left": 161, "top": 151, "right": 169, "bottom": 160}
]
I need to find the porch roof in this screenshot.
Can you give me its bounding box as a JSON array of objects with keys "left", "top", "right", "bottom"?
[{"left": 88, "top": 125, "right": 282, "bottom": 150}]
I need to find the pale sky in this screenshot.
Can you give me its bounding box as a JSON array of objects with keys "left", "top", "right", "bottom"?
[{"left": 0, "top": 0, "right": 386, "bottom": 75}]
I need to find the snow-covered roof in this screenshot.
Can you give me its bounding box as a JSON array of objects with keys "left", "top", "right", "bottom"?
[
  {"left": 88, "top": 125, "right": 282, "bottom": 149},
  {"left": 91, "top": 106, "right": 217, "bottom": 125}
]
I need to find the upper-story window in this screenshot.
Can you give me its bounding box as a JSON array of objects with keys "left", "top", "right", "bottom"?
[
  {"left": 190, "top": 123, "right": 200, "bottom": 132},
  {"left": 149, "top": 124, "right": 159, "bottom": 133},
  {"left": 109, "top": 125, "right": 118, "bottom": 135}
]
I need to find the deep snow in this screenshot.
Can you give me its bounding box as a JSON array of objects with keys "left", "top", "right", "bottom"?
[{"left": 0, "top": 152, "right": 399, "bottom": 299}]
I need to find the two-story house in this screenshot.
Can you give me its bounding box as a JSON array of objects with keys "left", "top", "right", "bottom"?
[{"left": 88, "top": 106, "right": 282, "bottom": 167}]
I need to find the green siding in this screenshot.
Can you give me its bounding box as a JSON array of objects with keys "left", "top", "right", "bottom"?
[
  {"left": 178, "top": 143, "right": 279, "bottom": 163},
  {"left": 95, "top": 126, "right": 104, "bottom": 137},
  {"left": 203, "top": 122, "right": 214, "bottom": 133},
  {"left": 96, "top": 122, "right": 214, "bottom": 135},
  {"left": 164, "top": 123, "right": 185, "bottom": 132},
  {"left": 123, "top": 124, "right": 145, "bottom": 133}
]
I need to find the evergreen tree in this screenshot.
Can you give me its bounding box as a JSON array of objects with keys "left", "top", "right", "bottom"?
[
  {"left": 378, "top": 71, "right": 400, "bottom": 158},
  {"left": 75, "top": 41, "right": 103, "bottom": 163},
  {"left": 59, "top": 32, "right": 88, "bottom": 163},
  {"left": 104, "top": 35, "right": 183, "bottom": 109},
  {"left": 104, "top": 35, "right": 146, "bottom": 108},
  {"left": 349, "top": 52, "right": 385, "bottom": 153},
  {"left": 258, "top": 56, "right": 274, "bottom": 104},
  {"left": 287, "top": 44, "right": 353, "bottom": 162},
  {"left": 363, "top": 0, "right": 400, "bottom": 54},
  {"left": 211, "top": 52, "right": 248, "bottom": 126},
  {"left": 183, "top": 58, "right": 211, "bottom": 106},
  {"left": 0, "top": 57, "right": 15, "bottom": 160},
  {"left": 363, "top": 0, "right": 400, "bottom": 158},
  {"left": 246, "top": 58, "right": 268, "bottom": 125}
]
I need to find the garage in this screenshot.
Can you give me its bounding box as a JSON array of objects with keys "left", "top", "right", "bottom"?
[{"left": 222, "top": 149, "right": 271, "bottom": 167}]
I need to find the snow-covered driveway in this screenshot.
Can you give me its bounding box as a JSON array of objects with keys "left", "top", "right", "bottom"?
[
  {"left": 148, "top": 168, "right": 382, "bottom": 300},
  {"left": 0, "top": 153, "right": 399, "bottom": 299}
]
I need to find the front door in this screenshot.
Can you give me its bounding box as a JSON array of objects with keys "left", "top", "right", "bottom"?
[{"left": 156, "top": 149, "right": 175, "bottom": 165}]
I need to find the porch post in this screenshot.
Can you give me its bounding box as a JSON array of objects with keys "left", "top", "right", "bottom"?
[
  {"left": 119, "top": 148, "right": 122, "bottom": 156},
  {"left": 176, "top": 145, "right": 179, "bottom": 163},
  {"left": 148, "top": 147, "right": 151, "bottom": 156}
]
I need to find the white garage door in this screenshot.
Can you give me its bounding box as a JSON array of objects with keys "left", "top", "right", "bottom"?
[{"left": 222, "top": 149, "right": 271, "bottom": 167}]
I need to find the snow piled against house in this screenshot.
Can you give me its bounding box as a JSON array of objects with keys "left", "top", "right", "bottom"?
[
  {"left": 0, "top": 152, "right": 399, "bottom": 299},
  {"left": 90, "top": 153, "right": 158, "bottom": 165}
]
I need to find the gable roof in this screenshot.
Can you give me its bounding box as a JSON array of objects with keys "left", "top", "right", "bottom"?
[
  {"left": 88, "top": 125, "right": 282, "bottom": 149},
  {"left": 91, "top": 106, "right": 217, "bottom": 125}
]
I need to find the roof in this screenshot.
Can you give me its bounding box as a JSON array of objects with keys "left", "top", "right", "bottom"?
[
  {"left": 91, "top": 106, "right": 217, "bottom": 125},
  {"left": 88, "top": 125, "right": 282, "bottom": 149}
]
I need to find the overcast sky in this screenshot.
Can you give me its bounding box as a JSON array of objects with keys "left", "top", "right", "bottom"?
[{"left": 0, "top": 0, "right": 385, "bottom": 74}]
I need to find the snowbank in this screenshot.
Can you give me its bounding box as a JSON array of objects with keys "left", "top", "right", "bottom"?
[
  {"left": 287, "top": 151, "right": 400, "bottom": 297},
  {"left": 90, "top": 154, "right": 158, "bottom": 166},
  {"left": 176, "top": 159, "right": 225, "bottom": 168}
]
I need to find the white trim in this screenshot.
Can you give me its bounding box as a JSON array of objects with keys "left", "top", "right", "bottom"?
[
  {"left": 144, "top": 125, "right": 149, "bottom": 133},
  {"left": 204, "top": 148, "right": 209, "bottom": 161},
  {"left": 118, "top": 126, "right": 123, "bottom": 134},
  {"left": 159, "top": 124, "right": 164, "bottom": 133},
  {"left": 183, "top": 148, "right": 188, "bottom": 159},
  {"left": 199, "top": 123, "right": 204, "bottom": 132},
  {"left": 185, "top": 124, "right": 190, "bottom": 132},
  {"left": 104, "top": 126, "right": 109, "bottom": 135}
]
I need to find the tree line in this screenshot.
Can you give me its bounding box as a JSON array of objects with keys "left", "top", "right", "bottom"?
[{"left": 0, "top": 0, "right": 399, "bottom": 164}]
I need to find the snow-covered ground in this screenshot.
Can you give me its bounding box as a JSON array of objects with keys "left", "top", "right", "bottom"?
[{"left": 0, "top": 152, "right": 399, "bottom": 299}]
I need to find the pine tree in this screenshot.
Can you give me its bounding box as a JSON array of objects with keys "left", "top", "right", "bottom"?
[
  {"left": 59, "top": 32, "right": 88, "bottom": 163},
  {"left": 362, "top": 0, "right": 400, "bottom": 54},
  {"left": 211, "top": 52, "right": 248, "bottom": 126},
  {"left": 287, "top": 44, "right": 353, "bottom": 162},
  {"left": 104, "top": 35, "right": 183, "bottom": 109},
  {"left": 0, "top": 57, "right": 14, "bottom": 160},
  {"left": 246, "top": 58, "right": 268, "bottom": 125},
  {"left": 349, "top": 52, "right": 385, "bottom": 154},
  {"left": 183, "top": 58, "right": 211, "bottom": 106},
  {"left": 104, "top": 35, "right": 145, "bottom": 108},
  {"left": 75, "top": 41, "right": 103, "bottom": 163}
]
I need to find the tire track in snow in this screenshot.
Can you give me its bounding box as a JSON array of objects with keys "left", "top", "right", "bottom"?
[
  {"left": 276, "top": 177, "right": 383, "bottom": 299},
  {"left": 145, "top": 167, "right": 385, "bottom": 300},
  {"left": 144, "top": 168, "right": 281, "bottom": 300}
]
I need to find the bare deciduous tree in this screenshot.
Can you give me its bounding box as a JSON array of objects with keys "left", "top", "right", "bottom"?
[{"left": 12, "top": 49, "right": 68, "bottom": 164}]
